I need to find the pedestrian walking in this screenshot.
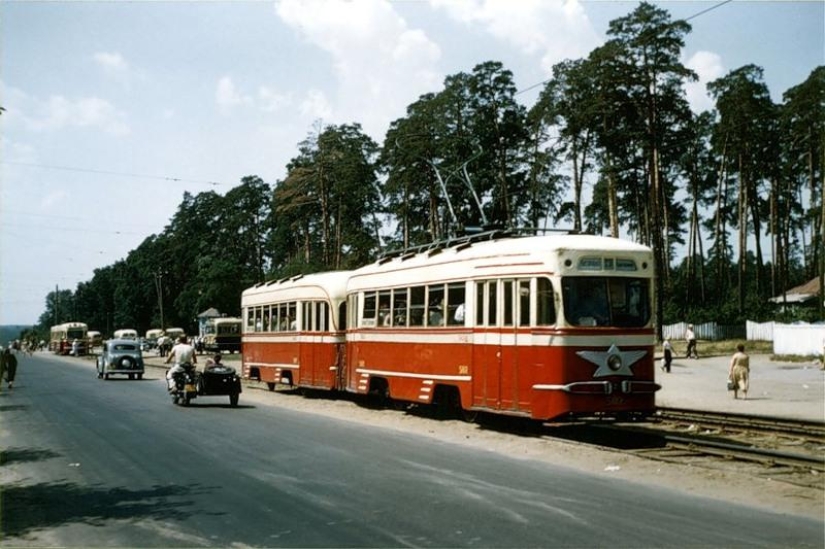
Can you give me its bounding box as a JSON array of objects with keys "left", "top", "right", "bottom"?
[
  {"left": 685, "top": 324, "right": 697, "bottom": 359},
  {"left": 0, "top": 347, "right": 18, "bottom": 390},
  {"left": 728, "top": 343, "right": 750, "bottom": 400},
  {"left": 662, "top": 339, "right": 673, "bottom": 373}
]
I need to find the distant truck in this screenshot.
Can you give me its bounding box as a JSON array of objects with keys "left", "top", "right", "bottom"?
[
  {"left": 87, "top": 330, "right": 103, "bottom": 349},
  {"left": 145, "top": 328, "right": 164, "bottom": 349},
  {"left": 165, "top": 327, "right": 186, "bottom": 342},
  {"left": 50, "top": 322, "right": 88, "bottom": 355},
  {"left": 203, "top": 317, "right": 242, "bottom": 354},
  {"left": 113, "top": 329, "right": 138, "bottom": 340}
]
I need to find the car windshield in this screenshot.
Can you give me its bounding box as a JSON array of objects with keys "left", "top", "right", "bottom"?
[{"left": 113, "top": 344, "right": 138, "bottom": 351}]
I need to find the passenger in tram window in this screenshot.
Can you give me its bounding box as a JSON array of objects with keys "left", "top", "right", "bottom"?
[
  {"left": 379, "top": 303, "right": 391, "bottom": 326},
  {"left": 394, "top": 301, "right": 407, "bottom": 326},
  {"left": 429, "top": 300, "right": 444, "bottom": 326},
  {"left": 452, "top": 303, "right": 465, "bottom": 324}
]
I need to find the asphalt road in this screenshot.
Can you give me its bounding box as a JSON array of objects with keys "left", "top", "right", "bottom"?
[{"left": 1, "top": 352, "right": 823, "bottom": 547}]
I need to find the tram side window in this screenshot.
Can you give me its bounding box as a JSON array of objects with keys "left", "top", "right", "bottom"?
[
  {"left": 519, "top": 279, "right": 530, "bottom": 326},
  {"left": 427, "top": 284, "right": 445, "bottom": 327},
  {"left": 475, "top": 280, "right": 497, "bottom": 326},
  {"left": 255, "top": 306, "right": 264, "bottom": 332},
  {"left": 287, "top": 302, "right": 297, "bottom": 331},
  {"left": 269, "top": 304, "right": 278, "bottom": 331},
  {"left": 476, "top": 283, "right": 484, "bottom": 325},
  {"left": 537, "top": 278, "right": 557, "bottom": 325},
  {"left": 409, "top": 286, "right": 425, "bottom": 326},
  {"left": 378, "top": 290, "right": 392, "bottom": 326},
  {"left": 339, "top": 301, "right": 347, "bottom": 331},
  {"left": 302, "top": 302, "right": 311, "bottom": 331},
  {"left": 488, "top": 281, "right": 498, "bottom": 326},
  {"left": 260, "top": 305, "right": 268, "bottom": 332},
  {"left": 393, "top": 288, "right": 407, "bottom": 326},
  {"left": 447, "top": 282, "right": 465, "bottom": 326},
  {"left": 246, "top": 308, "right": 254, "bottom": 332},
  {"left": 503, "top": 280, "right": 514, "bottom": 326},
  {"left": 318, "top": 302, "right": 329, "bottom": 332},
  {"left": 362, "top": 291, "right": 377, "bottom": 327}
]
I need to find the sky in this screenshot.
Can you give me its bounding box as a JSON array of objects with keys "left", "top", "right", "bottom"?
[{"left": 1, "top": 0, "right": 823, "bottom": 326}]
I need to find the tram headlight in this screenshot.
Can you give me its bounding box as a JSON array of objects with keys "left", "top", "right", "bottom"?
[{"left": 607, "top": 355, "right": 623, "bottom": 372}]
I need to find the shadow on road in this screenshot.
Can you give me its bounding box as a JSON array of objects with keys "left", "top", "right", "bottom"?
[
  {"left": 0, "top": 446, "right": 61, "bottom": 465},
  {"left": 1, "top": 480, "right": 219, "bottom": 538}
]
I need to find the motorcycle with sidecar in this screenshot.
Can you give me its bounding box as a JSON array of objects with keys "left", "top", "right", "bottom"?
[{"left": 168, "top": 363, "right": 241, "bottom": 407}]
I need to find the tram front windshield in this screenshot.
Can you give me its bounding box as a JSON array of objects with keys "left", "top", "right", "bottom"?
[
  {"left": 562, "top": 277, "right": 650, "bottom": 328},
  {"left": 67, "top": 328, "right": 86, "bottom": 340}
]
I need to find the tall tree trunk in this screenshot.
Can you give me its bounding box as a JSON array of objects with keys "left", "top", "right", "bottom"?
[
  {"left": 605, "top": 153, "right": 620, "bottom": 238},
  {"left": 737, "top": 154, "right": 747, "bottom": 313},
  {"left": 572, "top": 141, "right": 582, "bottom": 233}
]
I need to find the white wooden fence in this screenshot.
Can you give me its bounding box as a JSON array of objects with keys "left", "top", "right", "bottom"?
[{"left": 664, "top": 320, "right": 825, "bottom": 356}]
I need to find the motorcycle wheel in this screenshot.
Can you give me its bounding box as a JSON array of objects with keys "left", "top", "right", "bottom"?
[
  {"left": 230, "top": 393, "right": 239, "bottom": 407},
  {"left": 172, "top": 395, "right": 180, "bottom": 405},
  {"left": 182, "top": 394, "right": 191, "bottom": 406}
]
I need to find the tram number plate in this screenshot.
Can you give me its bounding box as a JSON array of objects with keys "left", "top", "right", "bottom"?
[{"left": 607, "top": 396, "right": 625, "bottom": 406}]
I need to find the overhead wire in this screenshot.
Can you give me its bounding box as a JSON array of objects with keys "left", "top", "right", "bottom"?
[
  {"left": 514, "top": 0, "right": 735, "bottom": 97},
  {"left": 2, "top": 160, "right": 223, "bottom": 187}
]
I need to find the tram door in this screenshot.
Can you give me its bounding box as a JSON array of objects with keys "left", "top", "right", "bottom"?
[
  {"left": 504, "top": 279, "right": 531, "bottom": 413},
  {"left": 473, "top": 280, "right": 503, "bottom": 410},
  {"left": 300, "top": 301, "right": 318, "bottom": 387},
  {"left": 336, "top": 301, "right": 348, "bottom": 390}
]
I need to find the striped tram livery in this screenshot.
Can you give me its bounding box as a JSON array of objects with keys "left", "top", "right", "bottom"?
[{"left": 241, "top": 231, "right": 659, "bottom": 421}]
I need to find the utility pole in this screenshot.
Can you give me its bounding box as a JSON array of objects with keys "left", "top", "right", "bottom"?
[{"left": 154, "top": 271, "right": 166, "bottom": 330}]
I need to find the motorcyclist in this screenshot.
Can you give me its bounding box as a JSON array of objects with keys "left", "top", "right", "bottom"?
[{"left": 165, "top": 335, "right": 197, "bottom": 391}]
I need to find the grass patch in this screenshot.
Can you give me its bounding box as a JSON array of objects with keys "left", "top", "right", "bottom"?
[{"left": 664, "top": 339, "right": 822, "bottom": 363}]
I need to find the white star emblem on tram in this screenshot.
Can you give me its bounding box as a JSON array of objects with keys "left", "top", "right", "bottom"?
[{"left": 577, "top": 344, "right": 646, "bottom": 378}]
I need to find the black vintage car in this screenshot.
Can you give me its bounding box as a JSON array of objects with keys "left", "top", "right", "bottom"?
[{"left": 97, "top": 339, "right": 145, "bottom": 380}]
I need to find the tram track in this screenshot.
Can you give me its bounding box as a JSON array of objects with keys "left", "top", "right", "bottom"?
[
  {"left": 531, "top": 408, "right": 825, "bottom": 489},
  {"left": 654, "top": 406, "right": 825, "bottom": 440}
]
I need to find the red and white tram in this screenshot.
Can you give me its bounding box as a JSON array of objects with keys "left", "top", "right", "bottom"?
[
  {"left": 241, "top": 271, "right": 350, "bottom": 391},
  {"left": 242, "top": 232, "right": 660, "bottom": 421}
]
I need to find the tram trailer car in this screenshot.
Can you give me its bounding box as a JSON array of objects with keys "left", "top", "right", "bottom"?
[
  {"left": 242, "top": 233, "right": 660, "bottom": 422},
  {"left": 242, "top": 271, "right": 351, "bottom": 392}
]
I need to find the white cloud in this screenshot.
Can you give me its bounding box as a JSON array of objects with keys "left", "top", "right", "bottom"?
[
  {"left": 216, "top": 76, "right": 253, "bottom": 113},
  {"left": 43, "top": 96, "right": 130, "bottom": 135},
  {"left": 299, "top": 89, "right": 333, "bottom": 119},
  {"left": 2, "top": 81, "right": 130, "bottom": 135},
  {"left": 684, "top": 50, "right": 726, "bottom": 113},
  {"left": 40, "top": 189, "right": 69, "bottom": 211},
  {"left": 258, "top": 86, "right": 290, "bottom": 113},
  {"left": 429, "top": 0, "right": 601, "bottom": 73},
  {"left": 93, "top": 51, "right": 140, "bottom": 88},
  {"left": 19, "top": 95, "right": 129, "bottom": 135},
  {"left": 275, "top": 0, "right": 441, "bottom": 137},
  {"left": 94, "top": 51, "right": 129, "bottom": 72}
]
